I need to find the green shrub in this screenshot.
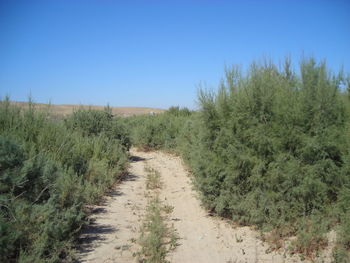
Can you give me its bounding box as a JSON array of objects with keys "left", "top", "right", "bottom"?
[
  {"left": 64, "top": 106, "right": 131, "bottom": 150},
  {"left": 121, "top": 107, "right": 193, "bottom": 151},
  {"left": 183, "top": 58, "right": 350, "bottom": 259},
  {"left": 0, "top": 98, "right": 128, "bottom": 262},
  {"left": 123, "top": 57, "right": 350, "bottom": 260}
]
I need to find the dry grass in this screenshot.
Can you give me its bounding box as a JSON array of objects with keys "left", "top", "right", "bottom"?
[{"left": 10, "top": 101, "right": 165, "bottom": 117}]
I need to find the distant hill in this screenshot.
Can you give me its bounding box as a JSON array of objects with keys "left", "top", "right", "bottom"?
[{"left": 10, "top": 101, "right": 165, "bottom": 117}]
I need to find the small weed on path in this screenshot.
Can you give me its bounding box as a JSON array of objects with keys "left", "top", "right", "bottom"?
[
  {"left": 145, "top": 167, "right": 162, "bottom": 190},
  {"left": 135, "top": 167, "right": 178, "bottom": 263}
]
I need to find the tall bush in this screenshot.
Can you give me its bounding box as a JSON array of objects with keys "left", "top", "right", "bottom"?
[
  {"left": 123, "top": 58, "right": 350, "bottom": 260},
  {"left": 183, "top": 58, "right": 349, "bottom": 259}
]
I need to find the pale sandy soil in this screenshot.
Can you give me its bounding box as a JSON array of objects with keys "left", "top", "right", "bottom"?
[
  {"left": 77, "top": 148, "right": 333, "bottom": 263},
  {"left": 77, "top": 155, "right": 147, "bottom": 263}
]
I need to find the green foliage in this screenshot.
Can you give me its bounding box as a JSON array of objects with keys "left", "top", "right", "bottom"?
[
  {"left": 138, "top": 197, "right": 171, "bottom": 263},
  {"left": 290, "top": 213, "right": 329, "bottom": 258},
  {"left": 184, "top": 58, "right": 350, "bottom": 259},
  {"left": 137, "top": 168, "right": 178, "bottom": 263},
  {"left": 166, "top": 106, "right": 192, "bottom": 117},
  {"left": 124, "top": 57, "right": 350, "bottom": 260},
  {"left": 0, "top": 99, "right": 127, "bottom": 262},
  {"left": 145, "top": 167, "right": 162, "bottom": 190},
  {"left": 64, "top": 106, "right": 131, "bottom": 150},
  {"left": 121, "top": 107, "right": 194, "bottom": 151}
]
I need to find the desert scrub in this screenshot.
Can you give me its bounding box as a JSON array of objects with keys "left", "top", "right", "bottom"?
[
  {"left": 136, "top": 168, "right": 178, "bottom": 263},
  {"left": 120, "top": 106, "right": 193, "bottom": 151},
  {"left": 124, "top": 57, "right": 350, "bottom": 260},
  {"left": 181, "top": 58, "right": 350, "bottom": 260},
  {"left": 64, "top": 105, "right": 131, "bottom": 150},
  {"left": 0, "top": 98, "right": 128, "bottom": 262}
]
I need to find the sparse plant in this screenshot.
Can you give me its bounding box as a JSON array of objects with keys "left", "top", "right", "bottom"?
[
  {"left": 136, "top": 166, "right": 178, "bottom": 263},
  {"left": 163, "top": 205, "right": 174, "bottom": 214},
  {"left": 136, "top": 197, "right": 179, "bottom": 263},
  {"left": 235, "top": 234, "right": 243, "bottom": 243},
  {"left": 145, "top": 167, "right": 162, "bottom": 190}
]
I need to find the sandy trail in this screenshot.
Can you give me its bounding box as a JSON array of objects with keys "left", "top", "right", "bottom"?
[
  {"left": 135, "top": 150, "right": 304, "bottom": 263},
  {"left": 77, "top": 154, "right": 148, "bottom": 263},
  {"left": 77, "top": 148, "right": 326, "bottom": 263}
]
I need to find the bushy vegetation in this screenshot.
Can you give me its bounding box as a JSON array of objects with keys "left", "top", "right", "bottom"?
[
  {"left": 64, "top": 106, "right": 130, "bottom": 150},
  {"left": 0, "top": 99, "right": 129, "bottom": 262},
  {"left": 125, "top": 58, "right": 350, "bottom": 261},
  {"left": 122, "top": 106, "right": 193, "bottom": 151},
  {"left": 2, "top": 57, "right": 349, "bottom": 261},
  {"left": 189, "top": 58, "right": 350, "bottom": 260}
]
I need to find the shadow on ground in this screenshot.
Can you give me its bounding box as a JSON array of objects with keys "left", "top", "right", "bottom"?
[
  {"left": 75, "top": 162, "right": 143, "bottom": 261},
  {"left": 76, "top": 222, "right": 118, "bottom": 255},
  {"left": 129, "top": 155, "right": 148, "bottom": 162}
]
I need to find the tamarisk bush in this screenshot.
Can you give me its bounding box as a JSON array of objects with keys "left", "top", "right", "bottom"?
[
  {"left": 184, "top": 58, "right": 350, "bottom": 260},
  {"left": 122, "top": 106, "right": 193, "bottom": 151},
  {"left": 123, "top": 58, "right": 350, "bottom": 261},
  {"left": 0, "top": 99, "right": 128, "bottom": 262}
]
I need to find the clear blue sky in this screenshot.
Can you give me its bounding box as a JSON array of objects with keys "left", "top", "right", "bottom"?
[{"left": 1, "top": 0, "right": 349, "bottom": 109}]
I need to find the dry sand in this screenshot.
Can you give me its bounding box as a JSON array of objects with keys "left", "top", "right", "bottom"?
[
  {"left": 77, "top": 154, "right": 148, "bottom": 263},
  {"left": 77, "top": 148, "right": 332, "bottom": 263}
]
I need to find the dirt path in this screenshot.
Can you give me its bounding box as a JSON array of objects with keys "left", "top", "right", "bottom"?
[
  {"left": 77, "top": 154, "right": 148, "bottom": 263},
  {"left": 78, "top": 148, "right": 330, "bottom": 263}
]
